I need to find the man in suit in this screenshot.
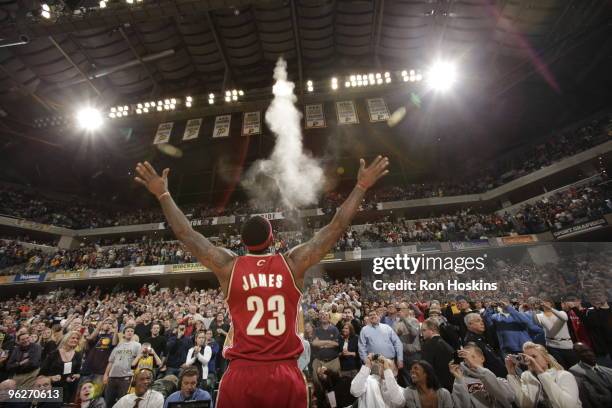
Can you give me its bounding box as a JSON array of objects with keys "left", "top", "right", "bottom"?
[{"left": 569, "top": 342, "right": 612, "bottom": 408}]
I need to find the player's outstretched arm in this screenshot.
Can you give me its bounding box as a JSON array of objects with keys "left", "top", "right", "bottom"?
[
  {"left": 286, "top": 156, "right": 389, "bottom": 282},
  {"left": 134, "top": 162, "right": 235, "bottom": 279}
]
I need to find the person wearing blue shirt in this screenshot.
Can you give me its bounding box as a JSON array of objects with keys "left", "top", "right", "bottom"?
[
  {"left": 164, "top": 366, "right": 213, "bottom": 408},
  {"left": 358, "top": 310, "right": 403, "bottom": 370}
]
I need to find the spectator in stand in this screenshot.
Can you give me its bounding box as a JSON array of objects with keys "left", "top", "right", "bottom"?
[
  {"left": 445, "top": 295, "right": 472, "bottom": 339},
  {"left": 349, "top": 355, "right": 396, "bottom": 408},
  {"left": 143, "top": 322, "right": 166, "bottom": 367},
  {"left": 569, "top": 342, "right": 612, "bottom": 408},
  {"left": 465, "top": 312, "right": 507, "bottom": 378},
  {"left": 40, "top": 330, "right": 82, "bottom": 403},
  {"left": 163, "top": 367, "right": 212, "bottom": 408},
  {"left": 113, "top": 368, "right": 164, "bottom": 408},
  {"left": 583, "top": 290, "right": 612, "bottom": 367},
  {"left": 395, "top": 303, "right": 422, "bottom": 386},
  {"left": 164, "top": 323, "right": 192, "bottom": 378},
  {"left": 39, "top": 326, "right": 58, "bottom": 357},
  {"left": 338, "top": 323, "right": 360, "bottom": 376},
  {"left": 505, "top": 341, "right": 581, "bottom": 408},
  {"left": 6, "top": 330, "right": 42, "bottom": 387},
  {"left": 135, "top": 313, "right": 153, "bottom": 345},
  {"left": 132, "top": 342, "right": 163, "bottom": 376},
  {"left": 336, "top": 306, "right": 362, "bottom": 336},
  {"left": 384, "top": 360, "right": 454, "bottom": 408},
  {"left": 484, "top": 301, "right": 534, "bottom": 357},
  {"left": 208, "top": 312, "right": 229, "bottom": 376},
  {"left": 82, "top": 318, "right": 118, "bottom": 386},
  {"left": 359, "top": 310, "right": 403, "bottom": 371},
  {"left": 531, "top": 298, "right": 579, "bottom": 369},
  {"left": 381, "top": 304, "right": 400, "bottom": 329},
  {"left": 75, "top": 380, "right": 107, "bottom": 408},
  {"left": 449, "top": 343, "right": 514, "bottom": 408},
  {"left": 420, "top": 318, "right": 454, "bottom": 391},
  {"left": 184, "top": 331, "right": 212, "bottom": 389},
  {"left": 203, "top": 329, "right": 219, "bottom": 389},
  {"left": 103, "top": 326, "right": 141, "bottom": 407},
  {"left": 312, "top": 311, "right": 341, "bottom": 394}
]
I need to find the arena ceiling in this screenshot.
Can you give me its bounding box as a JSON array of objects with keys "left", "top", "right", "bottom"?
[{"left": 0, "top": 0, "right": 610, "bottom": 123}]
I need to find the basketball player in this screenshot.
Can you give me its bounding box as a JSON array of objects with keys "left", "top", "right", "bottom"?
[{"left": 134, "top": 156, "right": 389, "bottom": 408}]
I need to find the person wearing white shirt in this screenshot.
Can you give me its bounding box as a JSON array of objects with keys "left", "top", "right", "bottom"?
[
  {"left": 532, "top": 299, "right": 579, "bottom": 369},
  {"left": 113, "top": 368, "right": 164, "bottom": 408},
  {"left": 505, "top": 341, "right": 581, "bottom": 408},
  {"left": 350, "top": 354, "right": 398, "bottom": 408},
  {"left": 184, "top": 330, "right": 212, "bottom": 388}
]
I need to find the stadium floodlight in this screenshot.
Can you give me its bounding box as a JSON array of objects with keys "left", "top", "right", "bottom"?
[
  {"left": 345, "top": 81, "right": 350, "bottom": 88},
  {"left": 126, "top": 0, "right": 134, "bottom": 4},
  {"left": 76, "top": 108, "right": 103, "bottom": 131},
  {"left": 238, "top": 90, "right": 244, "bottom": 96},
  {"left": 99, "top": 1, "right": 107, "bottom": 8},
  {"left": 331, "top": 77, "right": 338, "bottom": 90},
  {"left": 156, "top": 105, "right": 162, "bottom": 111},
  {"left": 427, "top": 61, "right": 457, "bottom": 91}
]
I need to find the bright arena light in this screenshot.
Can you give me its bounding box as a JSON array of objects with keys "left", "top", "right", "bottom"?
[
  {"left": 427, "top": 61, "right": 457, "bottom": 91},
  {"left": 76, "top": 108, "right": 103, "bottom": 131}
]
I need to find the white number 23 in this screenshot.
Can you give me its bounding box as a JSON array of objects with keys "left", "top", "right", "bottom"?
[{"left": 246, "top": 295, "right": 286, "bottom": 336}]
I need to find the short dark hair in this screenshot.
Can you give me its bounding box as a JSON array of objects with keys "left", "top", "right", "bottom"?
[{"left": 179, "top": 366, "right": 199, "bottom": 385}]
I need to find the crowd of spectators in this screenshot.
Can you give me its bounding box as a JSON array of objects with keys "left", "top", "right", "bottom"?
[
  {"left": 1, "top": 114, "right": 610, "bottom": 230},
  {"left": 0, "top": 264, "right": 610, "bottom": 408},
  {"left": 1, "top": 178, "right": 610, "bottom": 277}
]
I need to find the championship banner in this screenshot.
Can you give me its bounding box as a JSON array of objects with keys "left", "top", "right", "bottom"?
[
  {"left": 153, "top": 122, "right": 173, "bottom": 144},
  {"left": 553, "top": 218, "right": 607, "bottom": 238},
  {"left": 212, "top": 114, "right": 231, "bottom": 138},
  {"left": 52, "top": 271, "right": 84, "bottom": 281},
  {"left": 90, "top": 268, "right": 123, "bottom": 278},
  {"left": 305, "top": 104, "right": 326, "bottom": 129},
  {"left": 336, "top": 100, "right": 359, "bottom": 125},
  {"left": 171, "top": 263, "right": 209, "bottom": 273},
  {"left": 500, "top": 235, "right": 536, "bottom": 245},
  {"left": 14, "top": 273, "right": 47, "bottom": 283},
  {"left": 183, "top": 118, "right": 202, "bottom": 141},
  {"left": 366, "top": 98, "right": 390, "bottom": 122},
  {"left": 242, "top": 111, "right": 262, "bottom": 136},
  {"left": 127, "top": 265, "right": 165, "bottom": 276}
]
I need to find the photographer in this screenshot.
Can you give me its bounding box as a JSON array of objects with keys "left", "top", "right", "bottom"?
[
  {"left": 349, "top": 354, "right": 397, "bottom": 408},
  {"left": 505, "top": 342, "right": 581, "bottom": 408},
  {"left": 449, "top": 343, "right": 514, "bottom": 408},
  {"left": 132, "top": 342, "right": 163, "bottom": 374}
]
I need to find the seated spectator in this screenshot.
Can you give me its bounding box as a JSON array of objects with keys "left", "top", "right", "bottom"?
[
  {"left": 114, "top": 368, "right": 164, "bottom": 408},
  {"left": 27, "top": 375, "right": 62, "bottom": 408},
  {"left": 384, "top": 360, "right": 454, "bottom": 408},
  {"left": 505, "top": 341, "right": 581, "bottom": 408},
  {"left": 449, "top": 343, "right": 514, "bottom": 408},
  {"left": 163, "top": 367, "right": 212, "bottom": 408},
  {"left": 40, "top": 330, "right": 82, "bottom": 403},
  {"left": 75, "top": 380, "right": 107, "bottom": 408},
  {"left": 569, "top": 342, "right": 612, "bottom": 408}
]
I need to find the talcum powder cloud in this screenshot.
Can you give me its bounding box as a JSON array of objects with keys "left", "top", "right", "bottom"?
[{"left": 242, "top": 58, "right": 324, "bottom": 210}]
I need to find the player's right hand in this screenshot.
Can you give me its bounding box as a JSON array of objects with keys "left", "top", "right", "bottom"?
[
  {"left": 134, "top": 161, "right": 170, "bottom": 199},
  {"left": 357, "top": 156, "right": 390, "bottom": 190}
]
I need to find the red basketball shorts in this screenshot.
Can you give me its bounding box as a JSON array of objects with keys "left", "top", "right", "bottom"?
[{"left": 216, "top": 359, "right": 308, "bottom": 408}]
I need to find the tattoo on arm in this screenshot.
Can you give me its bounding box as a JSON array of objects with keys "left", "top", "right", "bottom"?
[
  {"left": 159, "top": 195, "right": 234, "bottom": 273},
  {"left": 289, "top": 185, "right": 365, "bottom": 276}
]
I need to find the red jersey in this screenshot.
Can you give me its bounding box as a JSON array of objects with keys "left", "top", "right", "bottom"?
[{"left": 224, "top": 253, "right": 303, "bottom": 362}]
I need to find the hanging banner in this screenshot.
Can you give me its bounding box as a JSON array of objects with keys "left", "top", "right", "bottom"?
[
  {"left": 305, "top": 104, "right": 326, "bottom": 129},
  {"left": 242, "top": 111, "right": 262, "bottom": 136},
  {"left": 52, "top": 271, "right": 85, "bottom": 281},
  {"left": 153, "top": 122, "right": 173, "bottom": 144},
  {"left": 14, "top": 273, "right": 47, "bottom": 283},
  {"left": 212, "top": 115, "right": 231, "bottom": 138},
  {"left": 553, "top": 218, "right": 607, "bottom": 238},
  {"left": 183, "top": 119, "right": 202, "bottom": 141},
  {"left": 336, "top": 100, "right": 359, "bottom": 125},
  {"left": 366, "top": 98, "right": 390, "bottom": 122},
  {"left": 127, "top": 265, "right": 165, "bottom": 276},
  {"left": 90, "top": 268, "right": 123, "bottom": 278}
]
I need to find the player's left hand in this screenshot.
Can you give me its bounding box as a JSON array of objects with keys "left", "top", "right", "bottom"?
[{"left": 357, "top": 156, "right": 390, "bottom": 190}]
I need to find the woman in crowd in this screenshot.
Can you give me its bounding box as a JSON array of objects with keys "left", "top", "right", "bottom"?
[
  {"left": 39, "top": 326, "right": 58, "bottom": 356},
  {"left": 385, "top": 360, "right": 453, "bottom": 408},
  {"left": 506, "top": 341, "right": 581, "bottom": 408},
  {"left": 185, "top": 330, "right": 212, "bottom": 389},
  {"left": 40, "top": 330, "right": 83, "bottom": 403},
  {"left": 531, "top": 298, "right": 579, "bottom": 369},
  {"left": 338, "top": 322, "right": 360, "bottom": 376},
  {"left": 75, "top": 381, "right": 106, "bottom": 408}
]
